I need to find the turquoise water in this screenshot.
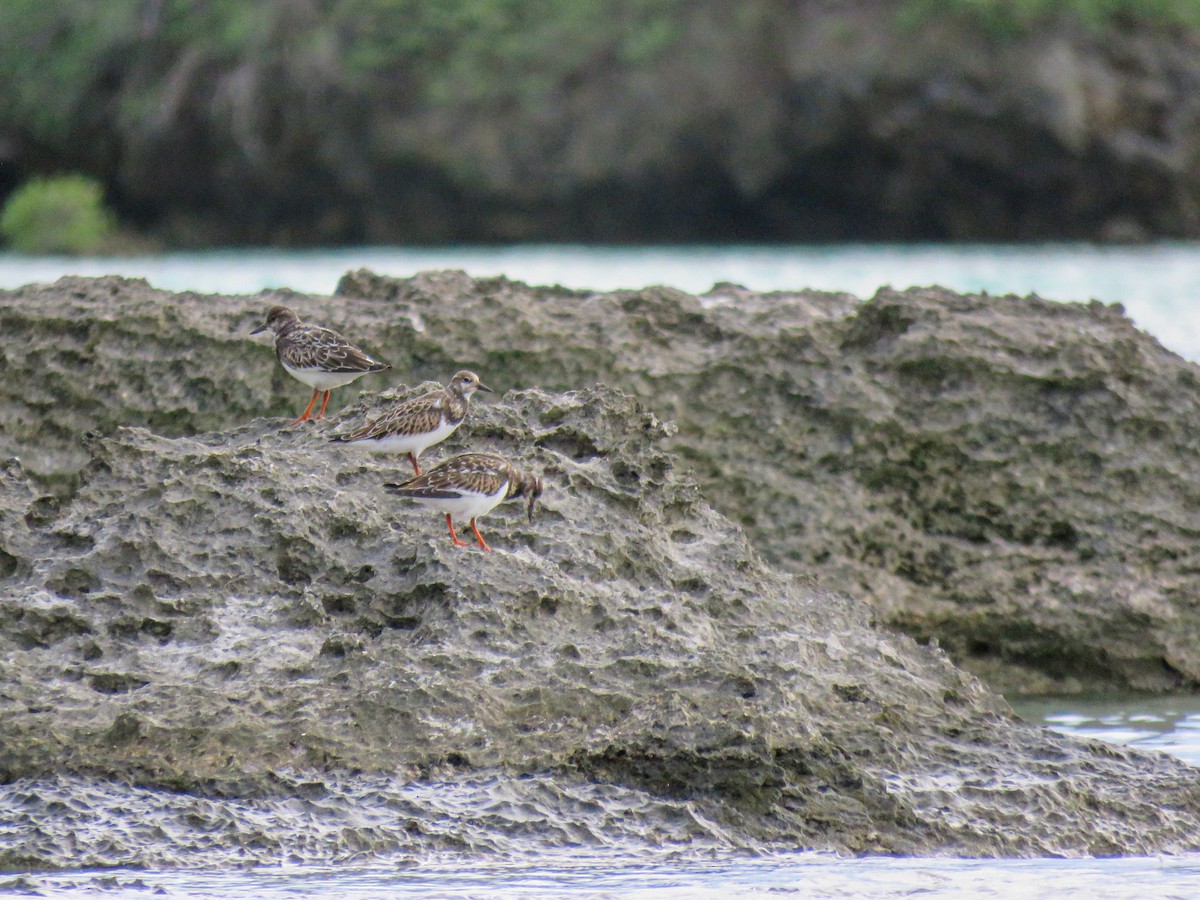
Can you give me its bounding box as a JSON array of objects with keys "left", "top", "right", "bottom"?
[
  {"left": 2, "top": 242, "right": 1199, "bottom": 357},
  {"left": 5, "top": 245, "right": 1200, "bottom": 895},
  {"left": 1017, "top": 694, "right": 1200, "bottom": 768}
]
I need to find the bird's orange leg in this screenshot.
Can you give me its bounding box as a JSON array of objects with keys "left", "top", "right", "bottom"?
[
  {"left": 469, "top": 518, "right": 492, "bottom": 552},
  {"left": 446, "top": 514, "right": 471, "bottom": 547},
  {"left": 408, "top": 452, "right": 422, "bottom": 475},
  {"left": 316, "top": 390, "right": 332, "bottom": 419},
  {"left": 291, "top": 389, "right": 320, "bottom": 425}
]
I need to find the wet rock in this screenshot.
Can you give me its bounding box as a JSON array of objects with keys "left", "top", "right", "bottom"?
[
  {"left": 4, "top": 273, "right": 1200, "bottom": 696},
  {"left": 3, "top": 369, "right": 1200, "bottom": 866}
]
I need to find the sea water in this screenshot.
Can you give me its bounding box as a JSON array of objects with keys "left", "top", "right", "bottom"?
[
  {"left": 8, "top": 849, "right": 1200, "bottom": 899},
  {"left": 4, "top": 245, "right": 1200, "bottom": 895}
]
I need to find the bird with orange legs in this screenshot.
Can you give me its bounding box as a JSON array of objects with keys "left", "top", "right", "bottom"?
[
  {"left": 251, "top": 305, "right": 390, "bottom": 425},
  {"left": 385, "top": 453, "right": 543, "bottom": 552}
]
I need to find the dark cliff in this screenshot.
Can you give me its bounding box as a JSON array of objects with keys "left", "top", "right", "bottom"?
[{"left": 3, "top": 1, "right": 1200, "bottom": 244}]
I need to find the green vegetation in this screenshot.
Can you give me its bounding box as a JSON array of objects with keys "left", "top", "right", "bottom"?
[
  {"left": 0, "top": 174, "right": 117, "bottom": 254},
  {"left": 0, "top": 2, "right": 141, "bottom": 145},
  {"left": 2, "top": 0, "right": 1199, "bottom": 244},
  {"left": 900, "top": 0, "right": 1200, "bottom": 36},
  {"left": 335, "top": 0, "right": 686, "bottom": 106},
  {"left": 0, "top": 0, "right": 686, "bottom": 146},
  {"left": 1, "top": 0, "right": 1196, "bottom": 154}
]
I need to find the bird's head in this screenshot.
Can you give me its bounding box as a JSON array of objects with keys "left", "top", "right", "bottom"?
[
  {"left": 251, "top": 305, "right": 300, "bottom": 335},
  {"left": 517, "top": 471, "right": 544, "bottom": 522},
  {"left": 450, "top": 370, "right": 494, "bottom": 397}
]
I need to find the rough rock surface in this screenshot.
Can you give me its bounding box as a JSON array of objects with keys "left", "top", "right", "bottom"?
[
  {"left": 3, "top": 377, "right": 1200, "bottom": 869},
  {"left": 4, "top": 272, "right": 1200, "bottom": 695}
]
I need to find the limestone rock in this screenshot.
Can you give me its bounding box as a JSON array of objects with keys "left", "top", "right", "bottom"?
[
  {"left": 3, "top": 271, "right": 1199, "bottom": 698},
  {"left": 3, "top": 379, "right": 1200, "bottom": 867}
]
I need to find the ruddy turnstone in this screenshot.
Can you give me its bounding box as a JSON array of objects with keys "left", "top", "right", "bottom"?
[
  {"left": 384, "top": 452, "right": 543, "bottom": 552},
  {"left": 331, "top": 370, "right": 493, "bottom": 474},
  {"left": 251, "top": 305, "right": 390, "bottom": 425}
]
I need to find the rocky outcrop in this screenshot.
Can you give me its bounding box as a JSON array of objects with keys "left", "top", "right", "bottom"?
[
  {"left": 3, "top": 3, "right": 1200, "bottom": 242},
  {"left": 4, "top": 373, "right": 1200, "bottom": 869},
  {"left": 4, "top": 272, "right": 1198, "bottom": 694}
]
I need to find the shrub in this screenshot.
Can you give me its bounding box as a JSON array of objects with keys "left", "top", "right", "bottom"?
[
  {"left": 0, "top": 173, "right": 117, "bottom": 255},
  {"left": 899, "top": 0, "right": 1200, "bottom": 36}
]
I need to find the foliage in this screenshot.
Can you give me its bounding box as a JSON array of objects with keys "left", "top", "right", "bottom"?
[
  {"left": 0, "top": 2, "right": 141, "bottom": 144},
  {"left": 0, "top": 174, "right": 117, "bottom": 254},
  {"left": 336, "top": 0, "right": 686, "bottom": 106},
  {"left": 0, "top": 0, "right": 687, "bottom": 142},
  {"left": 899, "top": 0, "right": 1200, "bottom": 36},
  {"left": 1, "top": 0, "right": 1197, "bottom": 167}
]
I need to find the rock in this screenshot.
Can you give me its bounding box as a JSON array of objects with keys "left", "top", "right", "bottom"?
[
  {"left": 337, "top": 272, "right": 1200, "bottom": 696},
  {"left": 3, "top": 271, "right": 1199, "bottom": 699},
  {"left": 3, "top": 375, "right": 1200, "bottom": 868}
]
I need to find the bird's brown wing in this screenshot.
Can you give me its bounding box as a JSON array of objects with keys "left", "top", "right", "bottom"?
[
  {"left": 279, "top": 324, "right": 389, "bottom": 373},
  {"left": 340, "top": 393, "right": 448, "bottom": 442},
  {"left": 384, "top": 453, "right": 511, "bottom": 498}
]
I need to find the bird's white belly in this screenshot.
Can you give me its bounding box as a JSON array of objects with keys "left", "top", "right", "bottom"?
[
  {"left": 360, "top": 417, "right": 459, "bottom": 455},
  {"left": 282, "top": 362, "right": 365, "bottom": 391},
  {"left": 415, "top": 482, "right": 509, "bottom": 522}
]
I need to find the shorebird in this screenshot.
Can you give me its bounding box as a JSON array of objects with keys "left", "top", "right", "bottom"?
[
  {"left": 384, "top": 452, "right": 543, "bottom": 552},
  {"left": 251, "top": 305, "right": 390, "bottom": 425},
  {"left": 331, "top": 370, "right": 493, "bottom": 475}
]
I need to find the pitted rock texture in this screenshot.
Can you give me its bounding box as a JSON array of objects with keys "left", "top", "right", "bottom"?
[
  {"left": 3, "top": 272, "right": 1200, "bottom": 699},
  {"left": 4, "top": 383, "right": 1200, "bottom": 868}
]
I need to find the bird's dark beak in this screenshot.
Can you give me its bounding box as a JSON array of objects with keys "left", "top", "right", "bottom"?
[
  {"left": 250, "top": 323, "right": 268, "bottom": 335},
  {"left": 526, "top": 476, "right": 542, "bottom": 522},
  {"left": 478, "top": 382, "right": 495, "bottom": 393}
]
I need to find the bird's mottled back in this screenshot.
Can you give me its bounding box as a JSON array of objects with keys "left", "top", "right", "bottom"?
[
  {"left": 333, "top": 370, "right": 491, "bottom": 443},
  {"left": 277, "top": 322, "right": 390, "bottom": 375},
  {"left": 386, "top": 452, "right": 516, "bottom": 499},
  {"left": 251, "top": 305, "right": 389, "bottom": 374}
]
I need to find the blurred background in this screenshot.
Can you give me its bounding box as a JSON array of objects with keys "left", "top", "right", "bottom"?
[{"left": 2, "top": 0, "right": 1199, "bottom": 252}]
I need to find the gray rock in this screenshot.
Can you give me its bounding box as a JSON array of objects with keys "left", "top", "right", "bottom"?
[
  {"left": 336, "top": 271, "right": 1200, "bottom": 696},
  {"left": 2, "top": 325, "right": 1200, "bottom": 864},
  {"left": 3, "top": 272, "right": 1200, "bottom": 696}
]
